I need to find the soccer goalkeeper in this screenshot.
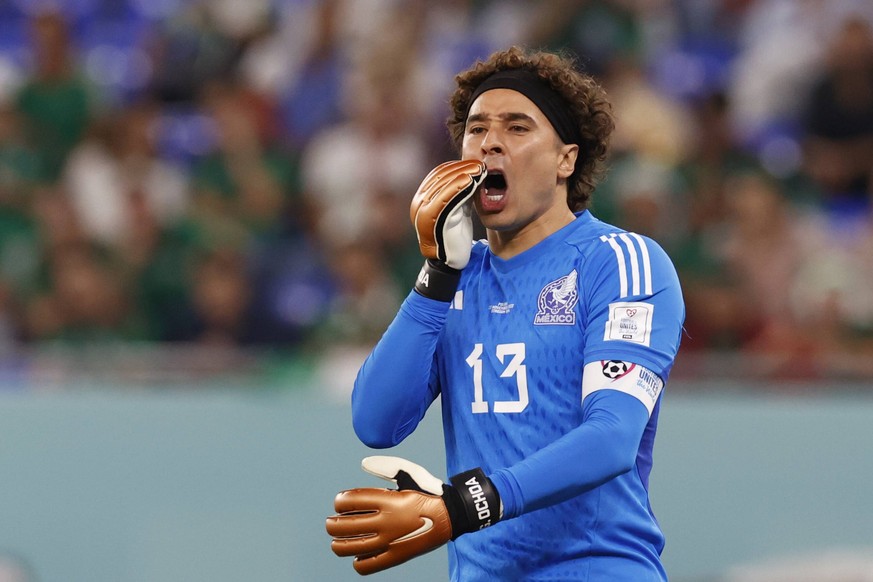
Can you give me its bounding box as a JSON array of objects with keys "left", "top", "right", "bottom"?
[{"left": 326, "top": 46, "right": 685, "bottom": 581}]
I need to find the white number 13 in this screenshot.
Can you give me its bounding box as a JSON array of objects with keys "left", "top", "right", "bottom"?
[{"left": 465, "top": 342, "right": 529, "bottom": 414}]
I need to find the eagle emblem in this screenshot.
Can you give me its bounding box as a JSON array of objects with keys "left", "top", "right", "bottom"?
[{"left": 534, "top": 269, "right": 579, "bottom": 325}]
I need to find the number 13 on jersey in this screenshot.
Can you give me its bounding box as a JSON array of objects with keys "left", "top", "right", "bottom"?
[{"left": 466, "top": 342, "right": 529, "bottom": 414}]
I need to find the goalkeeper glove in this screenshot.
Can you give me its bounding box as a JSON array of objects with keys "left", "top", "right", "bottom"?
[
  {"left": 326, "top": 455, "right": 501, "bottom": 576},
  {"left": 409, "top": 160, "right": 486, "bottom": 301}
]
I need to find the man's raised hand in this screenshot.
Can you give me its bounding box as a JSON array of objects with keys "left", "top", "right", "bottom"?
[
  {"left": 411, "top": 160, "right": 486, "bottom": 270},
  {"left": 409, "top": 160, "right": 486, "bottom": 301}
]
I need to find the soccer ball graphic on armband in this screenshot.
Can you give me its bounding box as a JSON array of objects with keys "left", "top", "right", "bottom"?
[{"left": 601, "top": 360, "right": 634, "bottom": 380}]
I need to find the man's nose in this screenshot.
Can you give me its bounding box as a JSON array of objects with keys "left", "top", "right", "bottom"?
[{"left": 480, "top": 130, "right": 504, "bottom": 155}]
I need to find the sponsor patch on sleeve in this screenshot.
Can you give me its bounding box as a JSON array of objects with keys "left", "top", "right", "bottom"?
[{"left": 603, "top": 301, "right": 654, "bottom": 346}]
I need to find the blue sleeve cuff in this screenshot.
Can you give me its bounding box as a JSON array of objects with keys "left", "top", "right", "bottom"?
[
  {"left": 488, "top": 468, "right": 523, "bottom": 521},
  {"left": 399, "top": 289, "right": 452, "bottom": 329}
]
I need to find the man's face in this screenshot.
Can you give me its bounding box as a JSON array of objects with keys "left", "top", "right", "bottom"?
[{"left": 461, "top": 88, "right": 576, "bottom": 237}]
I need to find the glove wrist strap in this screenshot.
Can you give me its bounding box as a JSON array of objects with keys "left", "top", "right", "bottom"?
[
  {"left": 443, "top": 468, "right": 500, "bottom": 540},
  {"left": 413, "top": 260, "right": 461, "bottom": 302}
]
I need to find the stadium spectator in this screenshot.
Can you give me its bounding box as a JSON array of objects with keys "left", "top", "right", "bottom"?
[
  {"left": 524, "top": 0, "right": 642, "bottom": 78},
  {"left": 717, "top": 171, "right": 818, "bottom": 372},
  {"left": 191, "top": 80, "right": 296, "bottom": 239},
  {"left": 801, "top": 15, "right": 873, "bottom": 203},
  {"left": 146, "top": 3, "right": 241, "bottom": 105},
  {"left": 63, "top": 101, "right": 190, "bottom": 254},
  {"left": 23, "top": 241, "right": 139, "bottom": 343},
  {"left": 313, "top": 239, "right": 403, "bottom": 348},
  {"left": 183, "top": 247, "right": 254, "bottom": 346},
  {"left": 14, "top": 10, "right": 95, "bottom": 181}
]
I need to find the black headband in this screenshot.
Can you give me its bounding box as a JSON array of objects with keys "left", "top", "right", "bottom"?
[{"left": 467, "top": 68, "right": 581, "bottom": 146}]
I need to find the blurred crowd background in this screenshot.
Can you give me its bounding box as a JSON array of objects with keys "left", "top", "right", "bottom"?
[{"left": 0, "top": 0, "right": 872, "bottom": 384}]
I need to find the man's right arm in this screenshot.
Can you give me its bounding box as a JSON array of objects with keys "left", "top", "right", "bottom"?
[
  {"left": 352, "top": 160, "right": 487, "bottom": 449},
  {"left": 351, "top": 291, "right": 449, "bottom": 448}
]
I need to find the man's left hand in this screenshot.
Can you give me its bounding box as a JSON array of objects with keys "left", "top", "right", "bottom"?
[{"left": 326, "top": 456, "right": 500, "bottom": 575}]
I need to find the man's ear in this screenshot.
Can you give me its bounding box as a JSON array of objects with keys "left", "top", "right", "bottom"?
[{"left": 558, "top": 144, "right": 579, "bottom": 179}]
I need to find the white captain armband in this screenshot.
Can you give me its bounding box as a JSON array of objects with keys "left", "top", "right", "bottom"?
[{"left": 581, "top": 360, "right": 664, "bottom": 416}]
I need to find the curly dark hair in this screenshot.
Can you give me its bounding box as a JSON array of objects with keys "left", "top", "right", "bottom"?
[{"left": 447, "top": 46, "right": 615, "bottom": 211}]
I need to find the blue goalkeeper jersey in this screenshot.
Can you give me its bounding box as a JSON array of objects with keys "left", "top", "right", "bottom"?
[{"left": 434, "top": 210, "right": 684, "bottom": 581}]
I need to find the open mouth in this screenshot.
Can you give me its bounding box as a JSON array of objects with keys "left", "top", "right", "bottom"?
[
  {"left": 479, "top": 170, "right": 508, "bottom": 211},
  {"left": 482, "top": 172, "right": 507, "bottom": 196}
]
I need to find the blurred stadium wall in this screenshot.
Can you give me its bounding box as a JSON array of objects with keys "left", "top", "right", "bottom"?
[{"left": 0, "top": 367, "right": 871, "bottom": 582}]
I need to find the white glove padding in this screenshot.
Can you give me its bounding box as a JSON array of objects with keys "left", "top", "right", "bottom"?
[
  {"left": 362, "top": 456, "right": 444, "bottom": 495},
  {"left": 410, "top": 160, "right": 486, "bottom": 270},
  {"left": 326, "top": 456, "right": 501, "bottom": 576}
]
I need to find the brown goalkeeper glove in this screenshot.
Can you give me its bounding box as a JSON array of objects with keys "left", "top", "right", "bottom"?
[
  {"left": 409, "top": 160, "right": 486, "bottom": 301},
  {"left": 326, "top": 456, "right": 501, "bottom": 576}
]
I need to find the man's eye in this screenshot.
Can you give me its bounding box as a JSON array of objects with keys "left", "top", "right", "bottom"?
[
  {"left": 468, "top": 126, "right": 485, "bottom": 134},
  {"left": 509, "top": 124, "right": 527, "bottom": 132}
]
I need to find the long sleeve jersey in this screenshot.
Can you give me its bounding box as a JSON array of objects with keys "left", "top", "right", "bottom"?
[{"left": 352, "top": 210, "right": 685, "bottom": 581}]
